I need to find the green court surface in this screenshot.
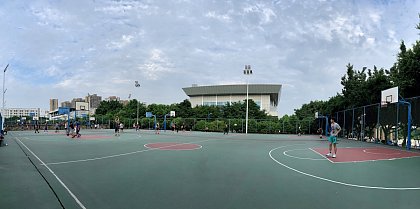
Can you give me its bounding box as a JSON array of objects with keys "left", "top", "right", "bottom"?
[{"left": 1, "top": 130, "right": 420, "bottom": 209}]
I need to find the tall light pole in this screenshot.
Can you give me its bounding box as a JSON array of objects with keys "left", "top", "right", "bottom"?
[
  {"left": 2, "top": 64, "right": 8, "bottom": 131},
  {"left": 134, "top": 81, "right": 141, "bottom": 125},
  {"left": 244, "top": 65, "right": 252, "bottom": 134}
]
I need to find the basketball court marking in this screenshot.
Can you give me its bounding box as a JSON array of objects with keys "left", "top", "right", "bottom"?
[
  {"left": 308, "top": 148, "right": 334, "bottom": 163},
  {"left": 283, "top": 148, "right": 327, "bottom": 161},
  {"left": 144, "top": 142, "right": 202, "bottom": 150},
  {"left": 14, "top": 137, "right": 87, "bottom": 209},
  {"left": 269, "top": 145, "right": 420, "bottom": 190},
  {"left": 363, "top": 148, "right": 402, "bottom": 155},
  {"left": 312, "top": 147, "right": 420, "bottom": 163},
  {"left": 43, "top": 138, "right": 218, "bottom": 166}
]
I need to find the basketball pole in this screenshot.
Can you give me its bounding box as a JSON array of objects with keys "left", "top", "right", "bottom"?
[
  {"left": 134, "top": 81, "right": 140, "bottom": 126},
  {"left": 2, "top": 64, "right": 8, "bottom": 131},
  {"left": 398, "top": 99, "right": 412, "bottom": 150}
]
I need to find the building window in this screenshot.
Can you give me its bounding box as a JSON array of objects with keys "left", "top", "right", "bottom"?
[{"left": 203, "top": 102, "right": 216, "bottom": 106}]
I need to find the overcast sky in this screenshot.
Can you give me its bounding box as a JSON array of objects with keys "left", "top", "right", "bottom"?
[{"left": 1, "top": 0, "right": 419, "bottom": 116}]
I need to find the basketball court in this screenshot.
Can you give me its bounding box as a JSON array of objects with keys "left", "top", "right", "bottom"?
[{"left": 1, "top": 129, "right": 420, "bottom": 209}]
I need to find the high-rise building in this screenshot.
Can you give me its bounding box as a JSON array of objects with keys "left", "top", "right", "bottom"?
[
  {"left": 85, "top": 94, "right": 102, "bottom": 109},
  {"left": 61, "top": 101, "right": 72, "bottom": 108},
  {"left": 49, "top": 99, "right": 58, "bottom": 111},
  {"left": 105, "top": 96, "right": 120, "bottom": 102}
]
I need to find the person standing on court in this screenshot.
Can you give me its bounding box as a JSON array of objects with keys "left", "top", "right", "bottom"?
[
  {"left": 326, "top": 117, "right": 341, "bottom": 158},
  {"left": 223, "top": 124, "right": 229, "bottom": 135},
  {"left": 114, "top": 117, "right": 120, "bottom": 136},
  {"left": 155, "top": 122, "right": 160, "bottom": 134}
]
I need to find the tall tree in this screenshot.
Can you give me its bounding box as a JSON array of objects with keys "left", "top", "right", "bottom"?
[
  {"left": 340, "top": 63, "right": 368, "bottom": 108},
  {"left": 389, "top": 40, "right": 420, "bottom": 98}
]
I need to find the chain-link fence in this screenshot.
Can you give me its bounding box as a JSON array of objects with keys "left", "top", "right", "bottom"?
[
  {"left": 332, "top": 96, "right": 420, "bottom": 149},
  {"left": 3, "top": 115, "right": 321, "bottom": 135}
]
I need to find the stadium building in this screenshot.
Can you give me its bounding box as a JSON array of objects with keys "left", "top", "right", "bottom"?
[{"left": 182, "top": 84, "right": 282, "bottom": 116}]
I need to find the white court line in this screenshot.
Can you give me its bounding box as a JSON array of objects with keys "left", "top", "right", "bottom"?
[
  {"left": 309, "top": 148, "right": 334, "bottom": 163},
  {"left": 144, "top": 143, "right": 203, "bottom": 151},
  {"left": 269, "top": 146, "right": 420, "bottom": 190},
  {"left": 330, "top": 155, "right": 420, "bottom": 164},
  {"left": 283, "top": 148, "right": 326, "bottom": 161},
  {"left": 15, "top": 137, "right": 87, "bottom": 209},
  {"left": 44, "top": 138, "right": 217, "bottom": 166},
  {"left": 363, "top": 149, "right": 402, "bottom": 155}
]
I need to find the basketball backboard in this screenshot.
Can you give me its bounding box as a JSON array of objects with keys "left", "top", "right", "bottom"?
[
  {"left": 170, "top": 111, "right": 176, "bottom": 117},
  {"left": 381, "top": 87, "right": 398, "bottom": 107},
  {"left": 315, "top": 112, "right": 319, "bottom": 119},
  {"left": 146, "top": 112, "right": 153, "bottom": 118},
  {"left": 75, "top": 102, "right": 89, "bottom": 111}
]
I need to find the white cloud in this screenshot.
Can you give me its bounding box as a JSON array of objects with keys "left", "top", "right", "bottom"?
[
  {"left": 205, "top": 11, "right": 232, "bottom": 23},
  {"left": 106, "top": 34, "right": 134, "bottom": 49},
  {"left": 243, "top": 3, "right": 277, "bottom": 25},
  {"left": 138, "top": 49, "right": 174, "bottom": 80},
  {"left": 30, "top": 7, "right": 69, "bottom": 27}
]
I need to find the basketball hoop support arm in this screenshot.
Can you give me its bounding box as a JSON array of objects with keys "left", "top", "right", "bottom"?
[
  {"left": 398, "top": 98, "right": 412, "bottom": 150},
  {"left": 317, "top": 114, "right": 329, "bottom": 137}
]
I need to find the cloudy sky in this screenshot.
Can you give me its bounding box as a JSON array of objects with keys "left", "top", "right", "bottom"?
[{"left": 0, "top": 0, "right": 419, "bottom": 116}]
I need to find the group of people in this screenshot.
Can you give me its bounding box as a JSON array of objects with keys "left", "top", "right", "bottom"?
[
  {"left": 33, "top": 121, "right": 50, "bottom": 133},
  {"left": 64, "top": 121, "right": 81, "bottom": 138},
  {"left": 114, "top": 117, "right": 125, "bottom": 136}
]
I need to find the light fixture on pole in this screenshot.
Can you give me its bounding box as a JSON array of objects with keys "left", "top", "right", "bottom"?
[
  {"left": 244, "top": 65, "right": 252, "bottom": 134},
  {"left": 2, "top": 64, "right": 8, "bottom": 131},
  {"left": 134, "top": 81, "right": 141, "bottom": 125}
]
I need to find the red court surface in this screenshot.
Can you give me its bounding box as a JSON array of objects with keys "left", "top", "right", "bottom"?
[
  {"left": 312, "top": 147, "right": 420, "bottom": 163},
  {"left": 145, "top": 142, "right": 202, "bottom": 150}
]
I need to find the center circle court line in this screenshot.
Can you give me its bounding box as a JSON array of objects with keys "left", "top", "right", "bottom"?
[
  {"left": 283, "top": 148, "right": 327, "bottom": 161},
  {"left": 43, "top": 138, "right": 216, "bottom": 166},
  {"left": 363, "top": 149, "right": 402, "bottom": 155},
  {"left": 269, "top": 146, "right": 420, "bottom": 190}
]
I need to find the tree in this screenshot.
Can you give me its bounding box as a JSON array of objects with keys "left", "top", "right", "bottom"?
[
  {"left": 389, "top": 40, "right": 420, "bottom": 98},
  {"left": 365, "top": 66, "right": 392, "bottom": 104},
  {"left": 95, "top": 100, "right": 123, "bottom": 115},
  {"left": 340, "top": 63, "right": 368, "bottom": 108}
]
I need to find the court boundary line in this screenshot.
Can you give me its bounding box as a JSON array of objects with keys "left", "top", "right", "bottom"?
[
  {"left": 283, "top": 148, "right": 327, "bottom": 161},
  {"left": 363, "top": 148, "right": 402, "bottom": 155},
  {"left": 308, "top": 148, "right": 334, "bottom": 163},
  {"left": 144, "top": 142, "right": 203, "bottom": 150},
  {"left": 15, "top": 137, "right": 87, "bottom": 209},
  {"left": 311, "top": 147, "right": 420, "bottom": 164},
  {"left": 328, "top": 155, "right": 420, "bottom": 164},
  {"left": 44, "top": 138, "right": 217, "bottom": 166},
  {"left": 269, "top": 146, "right": 420, "bottom": 190}
]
